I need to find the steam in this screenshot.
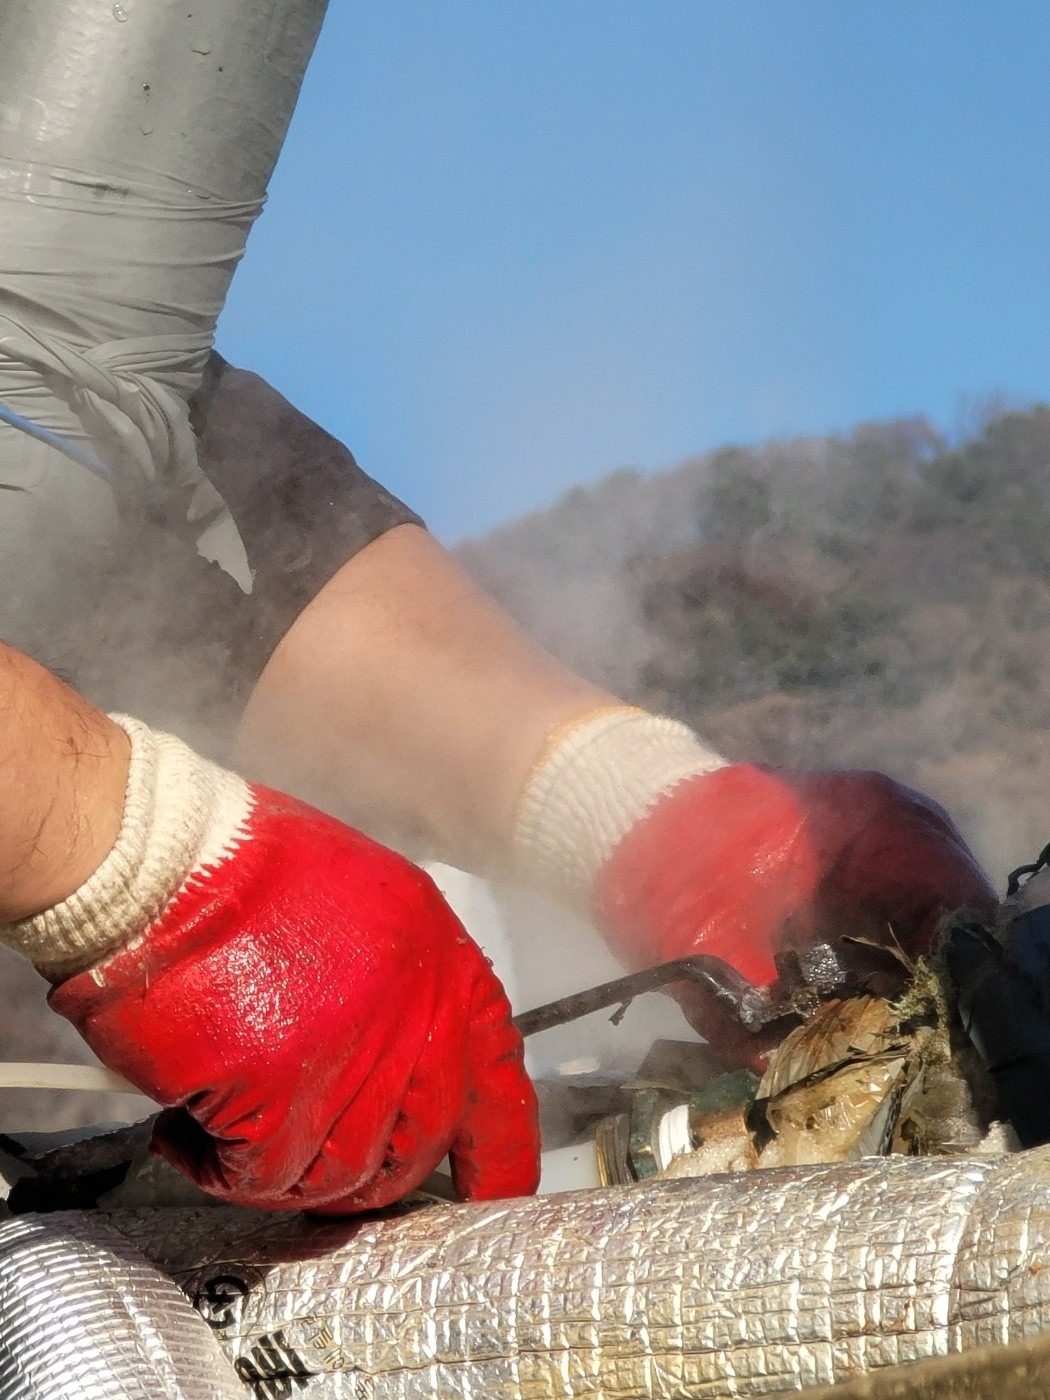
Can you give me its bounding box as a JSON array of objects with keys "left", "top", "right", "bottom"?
[
  {"left": 430, "top": 865, "right": 695, "bottom": 1080},
  {"left": 4, "top": 399, "right": 1048, "bottom": 1133}
]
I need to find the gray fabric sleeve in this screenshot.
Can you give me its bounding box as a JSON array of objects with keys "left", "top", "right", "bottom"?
[
  {"left": 191, "top": 354, "right": 425, "bottom": 677},
  {"left": 0, "top": 360, "right": 424, "bottom": 749}
]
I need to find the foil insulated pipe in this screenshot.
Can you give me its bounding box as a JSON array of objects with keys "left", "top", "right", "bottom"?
[
  {"left": 5, "top": 1147, "right": 1050, "bottom": 1399},
  {"left": 0, "top": 0, "right": 328, "bottom": 627},
  {"left": 793, "top": 1333, "right": 1050, "bottom": 1400},
  {"left": 0, "top": 1213, "right": 245, "bottom": 1399}
]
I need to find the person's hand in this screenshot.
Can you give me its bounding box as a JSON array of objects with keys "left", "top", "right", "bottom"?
[
  {"left": 21, "top": 719, "right": 538, "bottom": 1213},
  {"left": 595, "top": 765, "right": 996, "bottom": 1060},
  {"left": 513, "top": 708, "right": 995, "bottom": 1066}
]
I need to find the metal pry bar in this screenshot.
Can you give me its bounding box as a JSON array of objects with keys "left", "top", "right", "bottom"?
[{"left": 513, "top": 954, "right": 776, "bottom": 1037}]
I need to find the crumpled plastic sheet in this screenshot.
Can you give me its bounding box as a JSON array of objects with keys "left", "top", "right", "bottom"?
[{"left": 6, "top": 1149, "right": 1050, "bottom": 1399}]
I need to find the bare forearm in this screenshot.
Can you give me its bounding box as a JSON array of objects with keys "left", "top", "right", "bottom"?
[
  {"left": 0, "top": 645, "right": 128, "bottom": 920},
  {"left": 237, "top": 525, "right": 613, "bottom": 869}
]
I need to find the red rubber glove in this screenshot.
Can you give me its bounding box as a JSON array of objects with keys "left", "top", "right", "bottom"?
[
  {"left": 596, "top": 765, "right": 996, "bottom": 1062},
  {"left": 28, "top": 723, "right": 538, "bottom": 1213}
]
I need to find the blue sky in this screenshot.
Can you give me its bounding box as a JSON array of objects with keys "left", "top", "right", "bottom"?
[{"left": 219, "top": 2, "right": 1050, "bottom": 541}]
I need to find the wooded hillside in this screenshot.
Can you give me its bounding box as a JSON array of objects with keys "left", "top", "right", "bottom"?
[{"left": 460, "top": 406, "right": 1050, "bottom": 884}]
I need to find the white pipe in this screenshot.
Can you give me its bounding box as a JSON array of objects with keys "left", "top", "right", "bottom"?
[{"left": 0, "top": 1063, "right": 139, "bottom": 1094}]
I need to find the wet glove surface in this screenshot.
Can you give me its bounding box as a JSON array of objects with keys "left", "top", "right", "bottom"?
[
  {"left": 595, "top": 765, "right": 996, "bottom": 1063},
  {"left": 49, "top": 785, "right": 539, "bottom": 1213}
]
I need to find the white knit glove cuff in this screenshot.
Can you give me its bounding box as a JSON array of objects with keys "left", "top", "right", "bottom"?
[
  {"left": 2, "top": 716, "right": 254, "bottom": 979},
  {"left": 512, "top": 707, "right": 727, "bottom": 906}
]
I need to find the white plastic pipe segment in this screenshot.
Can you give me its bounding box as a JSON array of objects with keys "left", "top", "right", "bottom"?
[
  {"left": 0, "top": 1063, "right": 136, "bottom": 1093},
  {"left": 0, "top": 0, "right": 328, "bottom": 617}
]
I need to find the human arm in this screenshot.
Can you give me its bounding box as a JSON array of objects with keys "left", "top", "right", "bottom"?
[
  {"left": 0, "top": 643, "right": 538, "bottom": 1210},
  {"left": 0, "top": 643, "right": 129, "bottom": 922},
  {"left": 236, "top": 523, "right": 612, "bottom": 868},
  {"left": 236, "top": 525, "right": 996, "bottom": 1065}
]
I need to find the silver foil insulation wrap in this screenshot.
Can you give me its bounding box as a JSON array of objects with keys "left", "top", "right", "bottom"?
[
  {"left": 6, "top": 1147, "right": 1050, "bottom": 1398},
  {"left": 0, "top": 1212, "right": 244, "bottom": 1399}
]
